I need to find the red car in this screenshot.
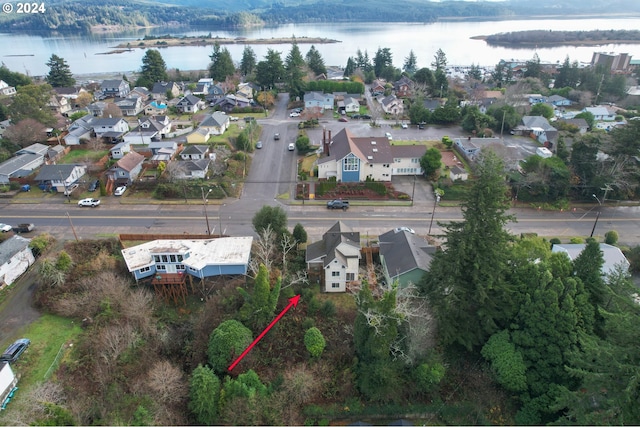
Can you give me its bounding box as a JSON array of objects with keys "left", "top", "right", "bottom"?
[{"left": 339, "top": 117, "right": 348, "bottom": 122}]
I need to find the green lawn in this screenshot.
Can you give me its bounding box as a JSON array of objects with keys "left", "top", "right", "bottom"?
[{"left": 59, "top": 149, "right": 108, "bottom": 164}]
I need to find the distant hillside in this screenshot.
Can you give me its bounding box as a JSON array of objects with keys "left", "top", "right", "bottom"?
[{"left": 1, "top": 0, "right": 639, "bottom": 34}]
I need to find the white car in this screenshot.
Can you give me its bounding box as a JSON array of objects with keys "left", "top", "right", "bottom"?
[
  {"left": 114, "top": 186, "right": 126, "bottom": 196},
  {"left": 0, "top": 223, "right": 12, "bottom": 232},
  {"left": 289, "top": 111, "right": 300, "bottom": 117},
  {"left": 385, "top": 132, "right": 393, "bottom": 140},
  {"left": 401, "top": 123, "right": 408, "bottom": 129},
  {"left": 229, "top": 116, "right": 239, "bottom": 121},
  {"left": 78, "top": 198, "right": 101, "bottom": 207},
  {"left": 394, "top": 226, "right": 415, "bottom": 234},
  {"left": 256, "top": 141, "right": 263, "bottom": 149},
  {"left": 288, "top": 143, "right": 295, "bottom": 151}
]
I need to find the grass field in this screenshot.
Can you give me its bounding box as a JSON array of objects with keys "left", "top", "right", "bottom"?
[{"left": 59, "top": 149, "right": 108, "bottom": 164}]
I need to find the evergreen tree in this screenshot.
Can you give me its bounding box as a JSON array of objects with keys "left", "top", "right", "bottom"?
[
  {"left": 188, "top": 364, "right": 221, "bottom": 425},
  {"left": 467, "top": 63, "right": 483, "bottom": 81},
  {"left": 136, "top": 49, "right": 168, "bottom": 89},
  {"left": 434, "top": 68, "right": 448, "bottom": 97},
  {"left": 239, "top": 45, "right": 257, "bottom": 77},
  {"left": 285, "top": 40, "right": 306, "bottom": 99},
  {"left": 292, "top": 223, "right": 307, "bottom": 245},
  {"left": 431, "top": 48, "right": 447, "bottom": 71},
  {"left": 402, "top": 49, "right": 418, "bottom": 75},
  {"left": 209, "top": 43, "right": 235, "bottom": 82},
  {"left": 305, "top": 45, "right": 327, "bottom": 76},
  {"left": 45, "top": 54, "right": 75, "bottom": 87},
  {"left": 373, "top": 47, "right": 393, "bottom": 78},
  {"left": 255, "top": 49, "right": 284, "bottom": 90},
  {"left": 252, "top": 205, "right": 288, "bottom": 236},
  {"left": 239, "top": 264, "right": 281, "bottom": 329},
  {"left": 207, "top": 320, "right": 253, "bottom": 374},
  {"left": 343, "top": 57, "right": 356, "bottom": 78},
  {"left": 0, "top": 64, "right": 31, "bottom": 88},
  {"left": 419, "top": 147, "right": 442, "bottom": 180},
  {"left": 420, "top": 151, "right": 514, "bottom": 350},
  {"left": 524, "top": 53, "right": 542, "bottom": 78}
]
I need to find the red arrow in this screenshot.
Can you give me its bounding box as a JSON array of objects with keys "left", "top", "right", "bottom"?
[{"left": 228, "top": 294, "right": 301, "bottom": 371}]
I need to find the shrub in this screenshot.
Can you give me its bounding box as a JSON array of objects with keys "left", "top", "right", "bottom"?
[
  {"left": 414, "top": 362, "right": 446, "bottom": 393},
  {"left": 364, "top": 180, "right": 387, "bottom": 196},
  {"left": 320, "top": 300, "right": 336, "bottom": 318},
  {"left": 208, "top": 320, "right": 253, "bottom": 374},
  {"left": 549, "top": 237, "right": 561, "bottom": 246},
  {"left": 570, "top": 237, "right": 585, "bottom": 244},
  {"left": 604, "top": 230, "right": 619, "bottom": 245},
  {"left": 304, "top": 327, "right": 326, "bottom": 358}
]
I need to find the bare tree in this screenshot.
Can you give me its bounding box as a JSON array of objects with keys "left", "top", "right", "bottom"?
[
  {"left": 164, "top": 161, "right": 188, "bottom": 182},
  {"left": 147, "top": 359, "right": 186, "bottom": 404},
  {"left": 280, "top": 232, "right": 296, "bottom": 274},
  {"left": 4, "top": 118, "right": 46, "bottom": 147},
  {"left": 102, "top": 102, "right": 122, "bottom": 118},
  {"left": 75, "top": 92, "right": 93, "bottom": 108},
  {"left": 98, "top": 322, "right": 139, "bottom": 365},
  {"left": 249, "top": 225, "right": 277, "bottom": 275},
  {"left": 86, "top": 136, "right": 105, "bottom": 151}
]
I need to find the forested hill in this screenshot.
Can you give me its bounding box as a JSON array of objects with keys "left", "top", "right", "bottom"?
[{"left": 1, "top": 0, "right": 639, "bottom": 34}]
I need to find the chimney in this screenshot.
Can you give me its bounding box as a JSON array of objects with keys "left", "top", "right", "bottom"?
[{"left": 322, "top": 128, "right": 330, "bottom": 156}]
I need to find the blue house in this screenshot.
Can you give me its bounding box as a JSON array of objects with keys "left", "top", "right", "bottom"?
[
  {"left": 304, "top": 91, "right": 334, "bottom": 110},
  {"left": 121, "top": 237, "right": 253, "bottom": 281}
]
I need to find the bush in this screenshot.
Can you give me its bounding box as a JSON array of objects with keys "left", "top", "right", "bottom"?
[
  {"left": 604, "top": 230, "right": 619, "bottom": 245},
  {"left": 364, "top": 180, "right": 387, "bottom": 196},
  {"left": 320, "top": 300, "right": 336, "bottom": 318},
  {"left": 549, "top": 237, "right": 561, "bottom": 246},
  {"left": 208, "top": 320, "right": 253, "bottom": 374},
  {"left": 316, "top": 181, "right": 337, "bottom": 196},
  {"left": 304, "top": 327, "right": 326, "bottom": 358},
  {"left": 570, "top": 237, "right": 585, "bottom": 244},
  {"left": 414, "top": 362, "right": 446, "bottom": 393}
]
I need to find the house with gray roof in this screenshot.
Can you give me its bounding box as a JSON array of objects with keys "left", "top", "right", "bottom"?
[
  {"left": 151, "top": 81, "right": 181, "bottom": 100},
  {"left": 176, "top": 94, "right": 205, "bottom": 114},
  {"left": 115, "top": 97, "right": 143, "bottom": 116},
  {"left": 583, "top": 106, "right": 616, "bottom": 121},
  {"left": 514, "top": 116, "right": 558, "bottom": 145},
  {"left": 0, "top": 153, "right": 45, "bottom": 184},
  {"left": 199, "top": 111, "right": 230, "bottom": 135},
  {"left": 121, "top": 236, "right": 253, "bottom": 281},
  {"left": 304, "top": 91, "right": 334, "bottom": 110},
  {"left": 16, "top": 143, "right": 49, "bottom": 157},
  {"left": 34, "top": 164, "right": 87, "bottom": 192},
  {"left": 306, "top": 221, "right": 361, "bottom": 293},
  {"left": 378, "top": 228, "right": 436, "bottom": 288},
  {"left": 110, "top": 141, "right": 132, "bottom": 160},
  {"left": 101, "top": 79, "right": 130, "bottom": 98},
  {"left": 181, "top": 144, "right": 209, "bottom": 160},
  {"left": 316, "top": 128, "right": 426, "bottom": 182},
  {"left": 380, "top": 94, "right": 404, "bottom": 115},
  {"left": 557, "top": 118, "right": 589, "bottom": 134},
  {"left": 92, "top": 117, "right": 129, "bottom": 139},
  {"left": 552, "top": 243, "right": 630, "bottom": 276},
  {"left": 547, "top": 94, "right": 571, "bottom": 107},
  {"left": 0, "top": 235, "right": 34, "bottom": 286},
  {"left": 64, "top": 115, "right": 94, "bottom": 145},
  {"left": 173, "top": 159, "right": 211, "bottom": 180}
]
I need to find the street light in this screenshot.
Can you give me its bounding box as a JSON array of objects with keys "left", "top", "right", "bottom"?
[
  {"left": 201, "top": 187, "right": 212, "bottom": 235},
  {"left": 590, "top": 194, "right": 602, "bottom": 238}
]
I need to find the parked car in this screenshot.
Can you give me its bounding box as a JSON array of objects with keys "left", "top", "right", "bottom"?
[
  {"left": 274, "top": 133, "right": 280, "bottom": 140},
  {"left": 385, "top": 132, "right": 393, "bottom": 140},
  {"left": 229, "top": 116, "right": 239, "bottom": 121},
  {"left": 88, "top": 179, "right": 100, "bottom": 192},
  {"left": 0, "top": 338, "right": 30, "bottom": 363},
  {"left": 244, "top": 116, "right": 255, "bottom": 122},
  {"left": 394, "top": 226, "right": 415, "bottom": 234},
  {"left": 401, "top": 123, "right": 408, "bottom": 129},
  {"left": 418, "top": 122, "right": 426, "bottom": 129},
  {"left": 360, "top": 114, "right": 372, "bottom": 120},
  {"left": 256, "top": 141, "right": 263, "bottom": 149},
  {"left": 0, "top": 223, "right": 11, "bottom": 232},
  {"left": 339, "top": 117, "right": 349, "bottom": 122},
  {"left": 78, "top": 198, "right": 100, "bottom": 207},
  {"left": 289, "top": 111, "right": 300, "bottom": 117},
  {"left": 327, "top": 199, "right": 350, "bottom": 210},
  {"left": 114, "top": 186, "right": 127, "bottom": 196},
  {"left": 288, "top": 143, "right": 295, "bottom": 151},
  {"left": 12, "top": 223, "right": 34, "bottom": 233},
  {"left": 351, "top": 114, "right": 361, "bottom": 119}
]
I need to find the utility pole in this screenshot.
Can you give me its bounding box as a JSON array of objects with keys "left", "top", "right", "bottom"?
[
  {"left": 590, "top": 194, "right": 602, "bottom": 238},
  {"left": 66, "top": 212, "right": 79, "bottom": 242},
  {"left": 428, "top": 193, "right": 440, "bottom": 235},
  {"left": 201, "top": 187, "right": 212, "bottom": 235},
  {"left": 411, "top": 175, "right": 416, "bottom": 206}
]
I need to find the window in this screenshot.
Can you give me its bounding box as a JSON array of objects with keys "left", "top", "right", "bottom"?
[
  {"left": 346, "top": 273, "right": 355, "bottom": 281},
  {"left": 412, "top": 158, "right": 420, "bottom": 163},
  {"left": 153, "top": 255, "right": 160, "bottom": 263},
  {"left": 343, "top": 155, "right": 359, "bottom": 171},
  {"left": 161, "top": 255, "right": 168, "bottom": 263},
  {"left": 394, "top": 158, "right": 401, "bottom": 163},
  {"left": 332, "top": 271, "right": 340, "bottom": 277},
  {"left": 332, "top": 283, "right": 340, "bottom": 289},
  {"left": 139, "top": 266, "right": 150, "bottom": 273},
  {"left": 170, "top": 255, "right": 176, "bottom": 263},
  {"left": 177, "top": 255, "right": 184, "bottom": 262},
  {"left": 157, "top": 265, "right": 166, "bottom": 271}
]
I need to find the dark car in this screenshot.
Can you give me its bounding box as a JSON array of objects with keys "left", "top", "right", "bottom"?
[
  {"left": 360, "top": 114, "right": 372, "bottom": 120},
  {"left": 1, "top": 338, "right": 30, "bottom": 363},
  {"left": 351, "top": 114, "right": 361, "bottom": 119},
  {"left": 88, "top": 179, "right": 100, "bottom": 192},
  {"left": 327, "top": 199, "right": 349, "bottom": 210}
]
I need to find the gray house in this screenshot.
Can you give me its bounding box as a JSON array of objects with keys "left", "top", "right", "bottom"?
[
  {"left": 34, "top": 164, "right": 87, "bottom": 192},
  {"left": 101, "top": 79, "right": 130, "bottom": 98},
  {"left": 180, "top": 144, "right": 209, "bottom": 160},
  {"left": 0, "top": 153, "right": 45, "bottom": 184},
  {"left": 378, "top": 228, "right": 436, "bottom": 288}
]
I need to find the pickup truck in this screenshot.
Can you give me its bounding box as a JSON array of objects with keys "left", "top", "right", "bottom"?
[
  {"left": 327, "top": 199, "right": 349, "bottom": 210},
  {"left": 13, "top": 223, "right": 34, "bottom": 233}
]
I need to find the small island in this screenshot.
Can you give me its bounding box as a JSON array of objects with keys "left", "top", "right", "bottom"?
[
  {"left": 112, "top": 35, "right": 341, "bottom": 51},
  {"left": 472, "top": 29, "right": 640, "bottom": 47}
]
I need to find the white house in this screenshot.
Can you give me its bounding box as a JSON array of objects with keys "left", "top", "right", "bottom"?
[
  {"left": 316, "top": 128, "right": 426, "bottom": 182},
  {"left": 0, "top": 362, "right": 17, "bottom": 408},
  {"left": 304, "top": 91, "right": 334, "bottom": 110},
  {"left": 449, "top": 165, "right": 469, "bottom": 181},
  {"left": 0, "top": 235, "right": 35, "bottom": 287},
  {"left": 176, "top": 95, "right": 205, "bottom": 114},
  {"left": 91, "top": 118, "right": 129, "bottom": 139},
  {"left": 121, "top": 237, "right": 253, "bottom": 281},
  {"left": 380, "top": 94, "right": 404, "bottom": 115},
  {"left": 583, "top": 106, "right": 616, "bottom": 121},
  {"left": 110, "top": 141, "right": 132, "bottom": 159},
  {"left": 305, "top": 221, "right": 361, "bottom": 293},
  {"left": 0, "top": 80, "right": 16, "bottom": 97},
  {"left": 34, "top": 164, "right": 87, "bottom": 193}
]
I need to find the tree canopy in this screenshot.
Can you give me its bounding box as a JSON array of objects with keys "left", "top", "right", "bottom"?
[
  {"left": 136, "top": 49, "right": 168, "bottom": 89},
  {"left": 45, "top": 54, "right": 75, "bottom": 87}
]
